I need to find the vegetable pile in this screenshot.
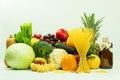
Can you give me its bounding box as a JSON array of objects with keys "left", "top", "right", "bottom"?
[{"left": 4, "top": 13, "right": 113, "bottom": 73}]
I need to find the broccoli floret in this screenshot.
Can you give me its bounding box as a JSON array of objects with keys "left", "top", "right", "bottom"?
[{"left": 32, "top": 41, "right": 54, "bottom": 58}]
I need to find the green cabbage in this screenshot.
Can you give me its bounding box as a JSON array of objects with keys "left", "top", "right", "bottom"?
[{"left": 5, "top": 43, "right": 35, "bottom": 70}]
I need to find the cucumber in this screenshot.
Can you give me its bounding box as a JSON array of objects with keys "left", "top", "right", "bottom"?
[{"left": 55, "top": 42, "right": 77, "bottom": 54}]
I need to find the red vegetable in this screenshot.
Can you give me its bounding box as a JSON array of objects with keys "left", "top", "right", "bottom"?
[
  {"left": 74, "top": 54, "right": 80, "bottom": 64},
  {"left": 56, "top": 28, "right": 69, "bottom": 42}
]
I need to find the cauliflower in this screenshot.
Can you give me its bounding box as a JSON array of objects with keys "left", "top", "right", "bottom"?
[{"left": 48, "top": 48, "right": 68, "bottom": 69}]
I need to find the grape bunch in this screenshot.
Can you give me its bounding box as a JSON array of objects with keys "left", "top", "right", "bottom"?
[{"left": 42, "top": 34, "right": 59, "bottom": 46}]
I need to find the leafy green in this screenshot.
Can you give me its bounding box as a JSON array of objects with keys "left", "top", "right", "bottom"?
[
  {"left": 14, "top": 23, "right": 32, "bottom": 45},
  {"left": 32, "top": 41, "right": 54, "bottom": 58}
]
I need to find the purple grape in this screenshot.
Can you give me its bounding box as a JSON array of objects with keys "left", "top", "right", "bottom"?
[{"left": 42, "top": 33, "right": 58, "bottom": 46}]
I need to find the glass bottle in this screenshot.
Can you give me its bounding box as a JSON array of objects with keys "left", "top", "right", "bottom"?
[
  {"left": 99, "top": 47, "right": 113, "bottom": 68},
  {"left": 99, "top": 37, "right": 113, "bottom": 69}
]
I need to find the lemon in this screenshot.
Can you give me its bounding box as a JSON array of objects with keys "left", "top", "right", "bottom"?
[
  {"left": 87, "top": 54, "right": 101, "bottom": 69},
  {"left": 31, "top": 38, "right": 39, "bottom": 46}
]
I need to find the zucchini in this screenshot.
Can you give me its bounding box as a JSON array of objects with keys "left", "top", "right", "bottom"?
[{"left": 55, "top": 42, "right": 77, "bottom": 54}]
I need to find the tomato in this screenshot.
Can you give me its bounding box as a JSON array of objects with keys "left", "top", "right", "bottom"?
[{"left": 56, "top": 28, "right": 69, "bottom": 42}]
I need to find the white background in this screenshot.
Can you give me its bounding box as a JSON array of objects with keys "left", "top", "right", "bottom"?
[{"left": 0, "top": 0, "right": 120, "bottom": 80}]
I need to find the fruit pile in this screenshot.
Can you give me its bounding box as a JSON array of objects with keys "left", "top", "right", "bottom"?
[{"left": 4, "top": 13, "right": 113, "bottom": 73}]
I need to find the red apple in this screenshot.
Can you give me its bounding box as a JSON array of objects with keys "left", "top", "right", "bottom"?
[
  {"left": 56, "top": 28, "right": 69, "bottom": 42},
  {"left": 33, "top": 57, "right": 47, "bottom": 65},
  {"left": 33, "top": 33, "right": 42, "bottom": 40}
]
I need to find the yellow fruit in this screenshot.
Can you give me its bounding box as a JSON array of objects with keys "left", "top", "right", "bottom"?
[
  {"left": 33, "top": 57, "right": 47, "bottom": 64},
  {"left": 87, "top": 54, "right": 101, "bottom": 69},
  {"left": 66, "top": 37, "right": 74, "bottom": 47},
  {"left": 31, "top": 38, "right": 39, "bottom": 46},
  {"left": 61, "top": 54, "right": 77, "bottom": 71}
]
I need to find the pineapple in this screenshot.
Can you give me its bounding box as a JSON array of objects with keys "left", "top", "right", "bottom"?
[{"left": 81, "top": 13, "right": 103, "bottom": 56}]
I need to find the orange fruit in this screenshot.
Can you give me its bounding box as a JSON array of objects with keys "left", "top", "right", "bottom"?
[{"left": 61, "top": 54, "right": 77, "bottom": 71}]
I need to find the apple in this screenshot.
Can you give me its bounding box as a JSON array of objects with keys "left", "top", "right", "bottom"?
[
  {"left": 56, "top": 28, "right": 69, "bottom": 42},
  {"left": 33, "top": 57, "right": 47, "bottom": 65},
  {"left": 74, "top": 54, "right": 80, "bottom": 64},
  {"left": 33, "top": 33, "right": 42, "bottom": 40}
]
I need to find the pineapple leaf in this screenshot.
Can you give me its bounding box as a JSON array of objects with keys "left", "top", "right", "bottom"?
[
  {"left": 81, "top": 13, "right": 103, "bottom": 55},
  {"left": 81, "top": 16, "right": 87, "bottom": 27},
  {"left": 90, "top": 13, "right": 95, "bottom": 28},
  {"left": 81, "top": 13, "right": 104, "bottom": 41},
  {"left": 94, "top": 17, "right": 104, "bottom": 30}
]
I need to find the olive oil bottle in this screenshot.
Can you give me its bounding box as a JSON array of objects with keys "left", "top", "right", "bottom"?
[{"left": 99, "top": 37, "right": 113, "bottom": 69}]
